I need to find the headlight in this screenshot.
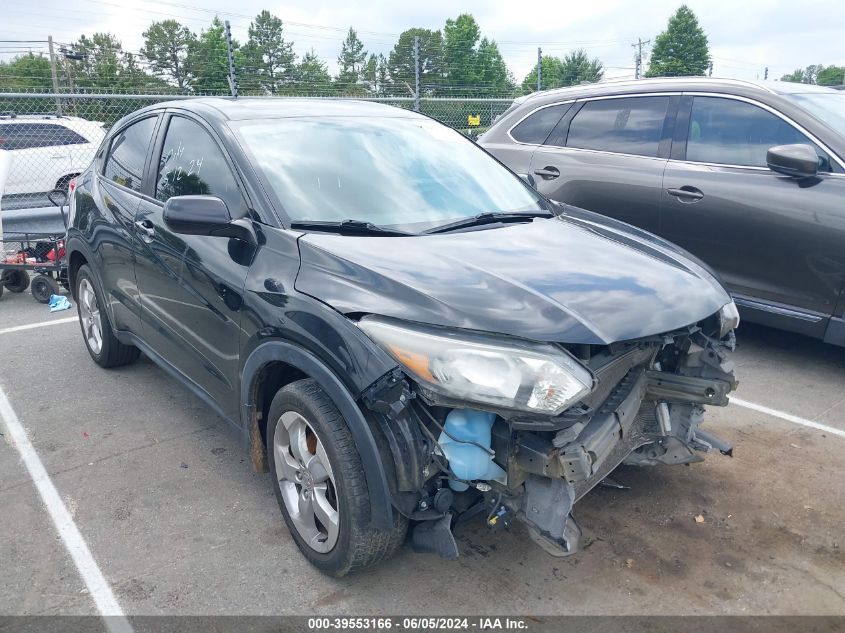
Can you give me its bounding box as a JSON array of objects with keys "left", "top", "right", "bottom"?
[
  {"left": 357, "top": 316, "right": 594, "bottom": 415},
  {"left": 719, "top": 301, "right": 740, "bottom": 338}
]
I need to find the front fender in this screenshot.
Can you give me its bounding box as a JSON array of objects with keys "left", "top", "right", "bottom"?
[{"left": 240, "top": 340, "right": 395, "bottom": 530}]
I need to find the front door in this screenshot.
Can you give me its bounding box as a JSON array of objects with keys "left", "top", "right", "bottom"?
[
  {"left": 134, "top": 114, "right": 254, "bottom": 420},
  {"left": 529, "top": 94, "right": 677, "bottom": 234},
  {"left": 661, "top": 95, "right": 845, "bottom": 323}
]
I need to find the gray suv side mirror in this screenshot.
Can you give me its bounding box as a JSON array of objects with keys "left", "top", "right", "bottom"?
[{"left": 766, "top": 144, "right": 819, "bottom": 178}]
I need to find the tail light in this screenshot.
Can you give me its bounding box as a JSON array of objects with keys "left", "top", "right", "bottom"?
[{"left": 68, "top": 178, "right": 76, "bottom": 193}]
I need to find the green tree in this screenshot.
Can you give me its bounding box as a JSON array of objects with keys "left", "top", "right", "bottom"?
[
  {"left": 336, "top": 27, "right": 367, "bottom": 91},
  {"left": 386, "top": 28, "right": 443, "bottom": 96},
  {"left": 361, "top": 53, "right": 389, "bottom": 95},
  {"left": 0, "top": 53, "right": 53, "bottom": 91},
  {"left": 443, "top": 13, "right": 481, "bottom": 86},
  {"left": 780, "top": 68, "right": 805, "bottom": 83},
  {"left": 72, "top": 33, "right": 125, "bottom": 90},
  {"left": 522, "top": 56, "right": 564, "bottom": 93},
  {"left": 560, "top": 49, "right": 603, "bottom": 85},
  {"left": 294, "top": 49, "right": 331, "bottom": 93},
  {"left": 521, "top": 49, "right": 603, "bottom": 93},
  {"left": 141, "top": 20, "right": 196, "bottom": 91},
  {"left": 780, "top": 64, "right": 825, "bottom": 84},
  {"left": 241, "top": 10, "right": 296, "bottom": 94},
  {"left": 817, "top": 65, "right": 845, "bottom": 86},
  {"left": 188, "top": 17, "right": 238, "bottom": 95},
  {"left": 122, "top": 52, "right": 170, "bottom": 92},
  {"left": 475, "top": 38, "right": 515, "bottom": 95},
  {"left": 646, "top": 5, "right": 710, "bottom": 77}
]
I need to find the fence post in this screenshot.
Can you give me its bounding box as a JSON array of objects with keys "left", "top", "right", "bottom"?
[
  {"left": 224, "top": 20, "right": 238, "bottom": 98},
  {"left": 413, "top": 35, "right": 420, "bottom": 112},
  {"left": 537, "top": 47, "right": 542, "bottom": 92},
  {"left": 47, "top": 36, "right": 62, "bottom": 116}
]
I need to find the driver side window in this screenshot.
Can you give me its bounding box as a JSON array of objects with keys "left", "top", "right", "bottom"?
[
  {"left": 686, "top": 96, "right": 829, "bottom": 170},
  {"left": 155, "top": 116, "right": 248, "bottom": 217}
]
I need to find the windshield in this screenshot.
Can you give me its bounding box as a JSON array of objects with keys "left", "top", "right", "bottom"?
[
  {"left": 789, "top": 93, "right": 845, "bottom": 137},
  {"left": 237, "top": 116, "right": 545, "bottom": 232}
]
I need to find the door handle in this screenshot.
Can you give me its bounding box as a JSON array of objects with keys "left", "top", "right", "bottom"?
[
  {"left": 667, "top": 186, "right": 704, "bottom": 202},
  {"left": 533, "top": 166, "right": 560, "bottom": 180},
  {"left": 134, "top": 219, "right": 156, "bottom": 241}
]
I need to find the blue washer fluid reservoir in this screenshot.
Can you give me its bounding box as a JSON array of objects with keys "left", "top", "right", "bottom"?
[{"left": 438, "top": 409, "right": 507, "bottom": 492}]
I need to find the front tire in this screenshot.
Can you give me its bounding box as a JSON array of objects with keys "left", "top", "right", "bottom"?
[
  {"left": 266, "top": 379, "right": 407, "bottom": 576},
  {"left": 75, "top": 265, "right": 140, "bottom": 368}
]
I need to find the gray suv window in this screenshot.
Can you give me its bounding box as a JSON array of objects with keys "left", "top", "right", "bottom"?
[
  {"left": 566, "top": 96, "right": 670, "bottom": 158},
  {"left": 510, "top": 103, "right": 571, "bottom": 144},
  {"left": 686, "top": 96, "right": 821, "bottom": 168},
  {"left": 103, "top": 116, "right": 157, "bottom": 192}
]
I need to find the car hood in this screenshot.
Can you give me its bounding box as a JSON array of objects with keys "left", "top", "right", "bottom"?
[{"left": 294, "top": 212, "right": 731, "bottom": 345}]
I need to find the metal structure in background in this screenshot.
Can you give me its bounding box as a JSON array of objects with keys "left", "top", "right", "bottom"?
[
  {"left": 537, "top": 47, "right": 542, "bottom": 92},
  {"left": 0, "top": 92, "right": 514, "bottom": 216},
  {"left": 224, "top": 20, "right": 239, "bottom": 99},
  {"left": 413, "top": 36, "right": 421, "bottom": 112}
]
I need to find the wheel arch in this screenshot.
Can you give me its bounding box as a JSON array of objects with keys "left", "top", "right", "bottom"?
[{"left": 241, "top": 340, "right": 395, "bottom": 530}]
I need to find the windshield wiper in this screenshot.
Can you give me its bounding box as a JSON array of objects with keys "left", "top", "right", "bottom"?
[
  {"left": 423, "top": 211, "right": 554, "bottom": 235},
  {"left": 289, "top": 219, "right": 413, "bottom": 236}
]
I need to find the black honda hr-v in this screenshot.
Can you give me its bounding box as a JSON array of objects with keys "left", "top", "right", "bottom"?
[{"left": 67, "top": 98, "right": 738, "bottom": 576}]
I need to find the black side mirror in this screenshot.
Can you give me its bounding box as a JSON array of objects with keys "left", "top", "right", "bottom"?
[
  {"left": 163, "top": 195, "right": 256, "bottom": 244},
  {"left": 47, "top": 188, "right": 68, "bottom": 207},
  {"left": 766, "top": 144, "right": 819, "bottom": 178}
]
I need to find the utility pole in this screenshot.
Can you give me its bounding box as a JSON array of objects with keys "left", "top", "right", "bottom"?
[
  {"left": 224, "top": 20, "right": 238, "bottom": 98},
  {"left": 708, "top": 61, "right": 713, "bottom": 77},
  {"left": 47, "top": 35, "right": 62, "bottom": 116},
  {"left": 537, "top": 47, "right": 542, "bottom": 92},
  {"left": 413, "top": 35, "right": 420, "bottom": 112},
  {"left": 632, "top": 38, "right": 650, "bottom": 79}
]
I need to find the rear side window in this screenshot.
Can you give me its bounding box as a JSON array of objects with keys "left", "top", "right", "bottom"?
[
  {"left": 510, "top": 104, "right": 571, "bottom": 144},
  {"left": 155, "top": 116, "right": 248, "bottom": 217},
  {"left": 0, "top": 122, "right": 86, "bottom": 150},
  {"left": 566, "top": 96, "right": 670, "bottom": 158},
  {"left": 686, "top": 96, "right": 824, "bottom": 168},
  {"left": 103, "top": 117, "right": 157, "bottom": 192}
]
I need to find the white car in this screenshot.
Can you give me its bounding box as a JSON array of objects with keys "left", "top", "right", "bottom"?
[{"left": 0, "top": 114, "right": 105, "bottom": 196}]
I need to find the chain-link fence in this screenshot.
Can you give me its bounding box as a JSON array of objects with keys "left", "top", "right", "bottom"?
[{"left": 0, "top": 92, "right": 513, "bottom": 211}]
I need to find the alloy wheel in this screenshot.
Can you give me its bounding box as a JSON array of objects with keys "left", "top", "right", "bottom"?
[
  {"left": 78, "top": 278, "right": 103, "bottom": 355},
  {"left": 273, "top": 410, "right": 340, "bottom": 553}
]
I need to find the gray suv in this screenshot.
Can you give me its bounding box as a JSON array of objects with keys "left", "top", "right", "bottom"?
[{"left": 480, "top": 78, "right": 845, "bottom": 346}]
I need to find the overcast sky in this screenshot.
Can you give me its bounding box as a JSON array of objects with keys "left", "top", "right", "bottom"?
[{"left": 3, "top": 0, "right": 845, "bottom": 83}]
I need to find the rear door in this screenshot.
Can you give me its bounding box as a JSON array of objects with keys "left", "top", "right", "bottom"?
[
  {"left": 661, "top": 94, "right": 845, "bottom": 327},
  {"left": 134, "top": 113, "right": 254, "bottom": 420},
  {"left": 528, "top": 94, "right": 678, "bottom": 233}
]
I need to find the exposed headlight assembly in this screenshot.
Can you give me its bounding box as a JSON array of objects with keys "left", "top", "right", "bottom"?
[
  {"left": 358, "top": 316, "right": 594, "bottom": 415},
  {"left": 719, "top": 301, "right": 740, "bottom": 338}
]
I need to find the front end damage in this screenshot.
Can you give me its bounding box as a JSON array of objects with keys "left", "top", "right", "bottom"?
[{"left": 361, "top": 320, "right": 738, "bottom": 559}]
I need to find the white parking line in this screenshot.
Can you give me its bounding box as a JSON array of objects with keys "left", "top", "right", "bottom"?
[
  {"left": 0, "top": 316, "right": 78, "bottom": 336},
  {"left": 732, "top": 396, "right": 845, "bottom": 440},
  {"left": 0, "top": 386, "right": 133, "bottom": 633}
]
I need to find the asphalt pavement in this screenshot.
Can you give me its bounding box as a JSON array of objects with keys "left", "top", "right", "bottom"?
[{"left": 1, "top": 288, "right": 843, "bottom": 617}]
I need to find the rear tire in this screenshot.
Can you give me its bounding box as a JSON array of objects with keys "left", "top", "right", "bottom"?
[
  {"left": 2, "top": 270, "right": 29, "bottom": 293},
  {"left": 266, "top": 378, "right": 408, "bottom": 577},
  {"left": 30, "top": 274, "right": 60, "bottom": 303},
  {"left": 74, "top": 265, "right": 140, "bottom": 368}
]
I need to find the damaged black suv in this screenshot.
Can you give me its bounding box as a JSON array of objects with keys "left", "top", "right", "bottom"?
[{"left": 66, "top": 98, "right": 739, "bottom": 576}]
